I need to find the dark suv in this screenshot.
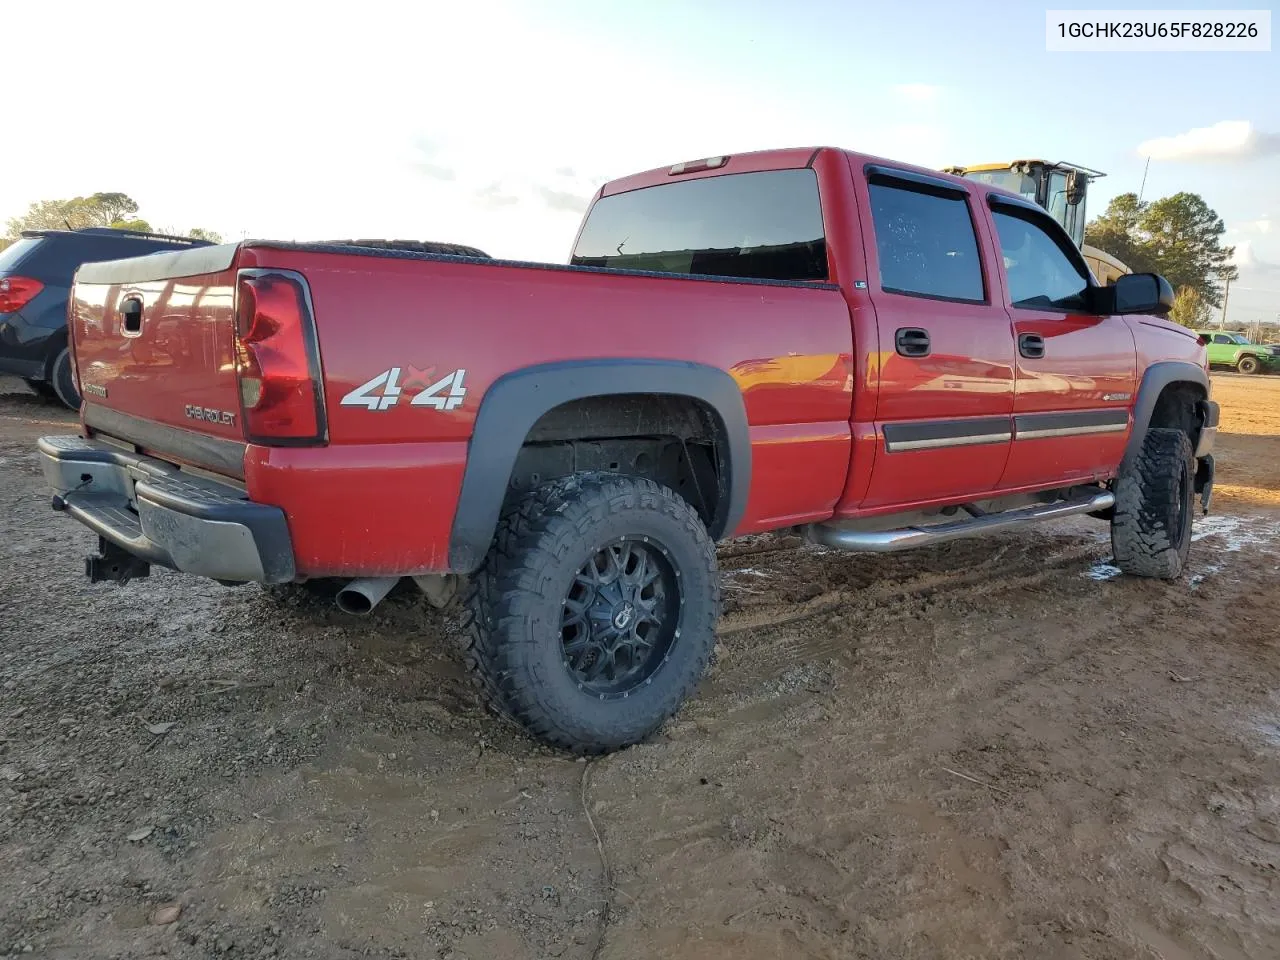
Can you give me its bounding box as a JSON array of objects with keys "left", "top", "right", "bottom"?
[{"left": 0, "top": 227, "right": 214, "bottom": 408}]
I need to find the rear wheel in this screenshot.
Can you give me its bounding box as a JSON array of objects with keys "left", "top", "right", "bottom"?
[
  {"left": 48, "top": 347, "right": 80, "bottom": 410},
  {"left": 1110, "top": 428, "right": 1194, "bottom": 579},
  {"left": 1237, "top": 355, "right": 1260, "bottom": 375},
  {"left": 461, "top": 473, "right": 719, "bottom": 754}
]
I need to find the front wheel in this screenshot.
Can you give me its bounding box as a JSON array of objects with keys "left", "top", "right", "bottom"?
[
  {"left": 462, "top": 473, "right": 719, "bottom": 754},
  {"left": 1110, "top": 428, "right": 1194, "bottom": 579},
  {"left": 1238, "top": 355, "right": 1260, "bottom": 375}
]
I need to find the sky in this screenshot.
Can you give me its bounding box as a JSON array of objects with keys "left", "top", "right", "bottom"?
[{"left": 4, "top": 0, "right": 1277, "bottom": 324}]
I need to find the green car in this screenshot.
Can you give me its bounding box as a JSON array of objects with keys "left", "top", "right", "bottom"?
[{"left": 1196, "top": 330, "right": 1280, "bottom": 375}]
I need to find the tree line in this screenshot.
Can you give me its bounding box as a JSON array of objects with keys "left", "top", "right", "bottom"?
[
  {"left": 1085, "top": 191, "right": 1237, "bottom": 329},
  {"left": 0, "top": 192, "right": 220, "bottom": 250}
]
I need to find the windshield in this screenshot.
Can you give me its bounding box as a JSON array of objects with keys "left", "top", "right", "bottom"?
[
  {"left": 0, "top": 237, "right": 40, "bottom": 272},
  {"left": 961, "top": 169, "right": 1038, "bottom": 204}
]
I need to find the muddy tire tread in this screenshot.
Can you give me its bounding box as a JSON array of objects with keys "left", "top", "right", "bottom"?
[
  {"left": 461, "top": 472, "right": 718, "bottom": 754},
  {"left": 1111, "top": 428, "right": 1194, "bottom": 579}
]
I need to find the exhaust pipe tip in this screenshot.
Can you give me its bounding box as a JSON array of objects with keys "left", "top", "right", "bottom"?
[{"left": 335, "top": 577, "right": 400, "bottom": 616}]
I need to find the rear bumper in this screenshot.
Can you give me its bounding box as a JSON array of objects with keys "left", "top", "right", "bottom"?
[
  {"left": 37, "top": 435, "right": 295, "bottom": 583},
  {"left": 0, "top": 309, "right": 58, "bottom": 376},
  {"left": 0, "top": 354, "right": 44, "bottom": 379}
]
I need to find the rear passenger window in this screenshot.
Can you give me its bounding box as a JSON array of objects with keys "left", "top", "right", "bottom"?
[{"left": 868, "top": 182, "right": 985, "bottom": 302}]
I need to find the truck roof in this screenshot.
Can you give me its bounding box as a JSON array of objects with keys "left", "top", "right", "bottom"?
[{"left": 597, "top": 145, "right": 1020, "bottom": 204}]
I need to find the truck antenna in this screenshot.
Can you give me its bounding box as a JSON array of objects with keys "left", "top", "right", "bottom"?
[{"left": 1138, "top": 156, "right": 1151, "bottom": 203}]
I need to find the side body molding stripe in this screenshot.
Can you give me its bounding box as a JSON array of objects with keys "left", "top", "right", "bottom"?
[
  {"left": 882, "top": 408, "right": 1133, "bottom": 453},
  {"left": 882, "top": 417, "right": 1010, "bottom": 453},
  {"left": 1013, "top": 408, "right": 1130, "bottom": 440}
]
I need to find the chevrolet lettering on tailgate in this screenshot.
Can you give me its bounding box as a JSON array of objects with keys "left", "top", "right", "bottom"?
[{"left": 184, "top": 404, "right": 236, "bottom": 427}]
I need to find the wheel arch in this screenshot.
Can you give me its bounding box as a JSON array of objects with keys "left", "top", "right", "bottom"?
[
  {"left": 448, "top": 359, "right": 751, "bottom": 573},
  {"left": 1122, "top": 360, "right": 1209, "bottom": 473},
  {"left": 40, "top": 325, "right": 71, "bottom": 380}
]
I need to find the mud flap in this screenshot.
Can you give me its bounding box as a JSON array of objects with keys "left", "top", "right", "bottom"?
[{"left": 1194, "top": 454, "right": 1214, "bottom": 515}]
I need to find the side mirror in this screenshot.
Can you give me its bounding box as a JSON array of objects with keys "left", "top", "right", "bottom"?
[
  {"left": 1111, "top": 273, "right": 1174, "bottom": 316},
  {"left": 1066, "top": 170, "right": 1084, "bottom": 206}
]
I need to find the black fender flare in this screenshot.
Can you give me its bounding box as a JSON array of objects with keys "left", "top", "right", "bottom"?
[
  {"left": 1121, "top": 360, "right": 1209, "bottom": 473},
  {"left": 448, "top": 358, "right": 751, "bottom": 573}
]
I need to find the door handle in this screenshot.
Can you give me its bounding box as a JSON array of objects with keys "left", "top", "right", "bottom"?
[
  {"left": 1019, "top": 332, "right": 1045, "bottom": 359},
  {"left": 120, "top": 296, "right": 144, "bottom": 336},
  {"left": 895, "top": 327, "right": 931, "bottom": 358}
]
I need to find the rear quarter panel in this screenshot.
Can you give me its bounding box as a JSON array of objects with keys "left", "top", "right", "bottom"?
[{"left": 237, "top": 245, "right": 856, "bottom": 576}]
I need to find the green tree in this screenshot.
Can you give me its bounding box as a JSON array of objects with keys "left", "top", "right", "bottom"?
[
  {"left": 1168, "top": 284, "right": 1211, "bottom": 329},
  {"left": 186, "top": 227, "right": 223, "bottom": 243},
  {"left": 1084, "top": 192, "right": 1152, "bottom": 274},
  {"left": 83, "top": 192, "right": 140, "bottom": 225},
  {"left": 5, "top": 192, "right": 153, "bottom": 236},
  {"left": 1085, "top": 191, "right": 1237, "bottom": 307}
]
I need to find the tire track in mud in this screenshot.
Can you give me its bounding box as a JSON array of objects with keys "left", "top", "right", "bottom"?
[{"left": 716, "top": 532, "right": 1107, "bottom": 642}]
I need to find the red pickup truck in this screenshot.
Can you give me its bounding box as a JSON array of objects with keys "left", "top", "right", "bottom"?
[{"left": 38, "top": 146, "right": 1218, "bottom": 754}]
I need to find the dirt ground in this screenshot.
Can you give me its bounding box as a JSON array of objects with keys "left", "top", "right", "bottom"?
[{"left": 2, "top": 374, "right": 1279, "bottom": 960}]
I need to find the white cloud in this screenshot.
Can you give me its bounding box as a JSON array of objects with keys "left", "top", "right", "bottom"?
[
  {"left": 1233, "top": 241, "right": 1279, "bottom": 273},
  {"left": 1137, "top": 121, "right": 1280, "bottom": 162},
  {"left": 1227, "top": 218, "right": 1273, "bottom": 238}
]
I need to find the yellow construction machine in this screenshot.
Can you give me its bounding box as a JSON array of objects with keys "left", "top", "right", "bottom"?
[{"left": 941, "top": 160, "right": 1132, "bottom": 285}]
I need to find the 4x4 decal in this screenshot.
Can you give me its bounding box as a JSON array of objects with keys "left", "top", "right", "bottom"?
[{"left": 340, "top": 366, "right": 467, "bottom": 412}]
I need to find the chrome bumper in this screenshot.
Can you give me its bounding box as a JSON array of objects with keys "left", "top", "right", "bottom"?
[{"left": 37, "top": 435, "right": 295, "bottom": 584}]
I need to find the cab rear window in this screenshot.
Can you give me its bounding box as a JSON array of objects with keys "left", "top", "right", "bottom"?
[{"left": 571, "top": 169, "right": 828, "bottom": 282}]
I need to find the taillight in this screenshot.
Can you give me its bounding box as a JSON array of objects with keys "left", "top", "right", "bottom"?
[
  {"left": 0, "top": 276, "right": 44, "bottom": 314},
  {"left": 234, "top": 269, "right": 327, "bottom": 445}
]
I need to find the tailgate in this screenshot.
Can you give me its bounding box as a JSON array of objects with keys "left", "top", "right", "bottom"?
[{"left": 71, "top": 244, "right": 248, "bottom": 474}]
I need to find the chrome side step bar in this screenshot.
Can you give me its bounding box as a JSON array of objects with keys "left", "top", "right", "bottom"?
[{"left": 804, "top": 491, "right": 1115, "bottom": 554}]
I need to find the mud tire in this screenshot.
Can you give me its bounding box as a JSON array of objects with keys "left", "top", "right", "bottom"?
[
  {"left": 461, "top": 473, "right": 719, "bottom": 754},
  {"left": 1111, "top": 428, "right": 1194, "bottom": 579}
]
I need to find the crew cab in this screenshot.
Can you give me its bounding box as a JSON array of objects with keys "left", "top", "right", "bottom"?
[{"left": 37, "top": 146, "right": 1218, "bottom": 754}]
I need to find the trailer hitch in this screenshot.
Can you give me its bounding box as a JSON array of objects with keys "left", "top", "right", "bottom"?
[{"left": 85, "top": 537, "right": 151, "bottom": 584}]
